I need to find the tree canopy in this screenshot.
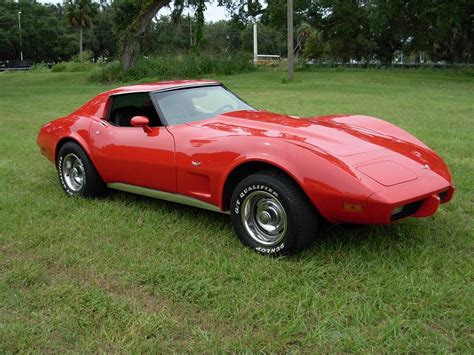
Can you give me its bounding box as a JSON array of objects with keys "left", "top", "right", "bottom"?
[{"left": 0, "top": 0, "right": 472, "bottom": 65}]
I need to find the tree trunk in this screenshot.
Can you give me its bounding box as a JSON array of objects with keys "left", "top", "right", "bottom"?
[
  {"left": 120, "top": 0, "right": 171, "bottom": 70},
  {"left": 79, "top": 27, "right": 83, "bottom": 56}
]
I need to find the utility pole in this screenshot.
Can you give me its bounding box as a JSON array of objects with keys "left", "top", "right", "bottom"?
[
  {"left": 253, "top": 21, "right": 258, "bottom": 65},
  {"left": 287, "top": 0, "right": 294, "bottom": 81},
  {"left": 18, "top": 11, "right": 23, "bottom": 62}
]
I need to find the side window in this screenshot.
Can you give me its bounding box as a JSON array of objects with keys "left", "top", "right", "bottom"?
[{"left": 107, "top": 93, "right": 162, "bottom": 127}]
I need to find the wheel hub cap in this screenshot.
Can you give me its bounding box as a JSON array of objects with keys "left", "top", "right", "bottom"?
[
  {"left": 62, "top": 153, "right": 85, "bottom": 192},
  {"left": 241, "top": 191, "right": 287, "bottom": 246}
]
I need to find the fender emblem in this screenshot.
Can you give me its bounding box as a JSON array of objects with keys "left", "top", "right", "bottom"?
[{"left": 192, "top": 161, "right": 202, "bottom": 167}]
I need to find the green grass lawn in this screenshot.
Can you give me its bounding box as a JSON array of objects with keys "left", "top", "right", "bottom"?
[{"left": 0, "top": 69, "right": 473, "bottom": 352}]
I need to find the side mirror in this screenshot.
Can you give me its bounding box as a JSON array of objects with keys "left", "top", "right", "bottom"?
[{"left": 131, "top": 116, "right": 152, "bottom": 133}]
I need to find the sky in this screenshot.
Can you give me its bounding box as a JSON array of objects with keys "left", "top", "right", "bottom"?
[{"left": 37, "top": 1, "right": 230, "bottom": 22}]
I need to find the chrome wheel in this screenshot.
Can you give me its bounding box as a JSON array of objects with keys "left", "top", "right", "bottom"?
[
  {"left": 241, "top": 191, "right": 287, "bottom": 246},
  {"left": 61, "top": 153, "right": 85, "bottom": 192}
]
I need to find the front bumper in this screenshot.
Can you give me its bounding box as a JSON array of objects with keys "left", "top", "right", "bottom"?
[{"left": 367, "top": 184, "right": 454, "bottom": 224}]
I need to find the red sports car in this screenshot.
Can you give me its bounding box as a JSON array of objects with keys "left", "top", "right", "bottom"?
[{"left": 37, "top": 80, "right": 454, "bottom": 255}]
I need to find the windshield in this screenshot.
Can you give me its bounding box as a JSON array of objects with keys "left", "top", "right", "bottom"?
[{"left": 152, "top": 85, "right": 254, "bottom": 125}]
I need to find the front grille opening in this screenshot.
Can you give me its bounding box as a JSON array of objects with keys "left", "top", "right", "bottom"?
[
  {"left": 390, "top": 200, "right": 424, "bottom": 221},
  {"left": 438, "top": 190, "right": 449, "bottom": 203}
]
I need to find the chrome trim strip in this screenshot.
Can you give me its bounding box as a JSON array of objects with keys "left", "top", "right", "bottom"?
[
  {"left": 107, "top": 183, "right": 226, "bottom": 214},
  {"left": 107, "top": 83, "right": 221, "bottom": 97},
  {"left": 150, "top": 82, "right": 222, "bottom": 94}
]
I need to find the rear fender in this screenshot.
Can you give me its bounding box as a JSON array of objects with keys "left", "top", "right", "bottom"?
[{"left": 38, "top": 115, "right": 95, "bottom": 166}]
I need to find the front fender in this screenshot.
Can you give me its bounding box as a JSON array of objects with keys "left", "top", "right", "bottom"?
[{"left": 219, "top": 138, "right": 374, "bottom": 223}]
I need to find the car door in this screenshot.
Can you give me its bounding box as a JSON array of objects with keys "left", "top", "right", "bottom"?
[
  {"left": 89, "top": 93, "right": 176, "bottom": 193},
  {"left": 150, "top": 85, "right": 252, "bottom": 206}
]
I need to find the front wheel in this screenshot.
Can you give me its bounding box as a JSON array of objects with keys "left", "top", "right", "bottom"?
[{"left": 230, "top": 171, "right": 319, "bottom": 255}]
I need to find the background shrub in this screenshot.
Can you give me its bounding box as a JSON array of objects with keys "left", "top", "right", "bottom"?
[
  {"left": 88, "top": 52, "right": 255, "bottom": 83},
  {"left": 71, "top": 50, "right": 94, "bottom": 63},
  {"left": 51, "top": 61, "right": 96, "bottom": 73},
  {"left": 52, "top": 51, "right": 97, "bottom": 73},
  {"left": 28, "top": 63, "right": 50, "bottom": 73}
]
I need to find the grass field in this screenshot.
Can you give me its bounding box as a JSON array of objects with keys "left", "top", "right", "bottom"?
[{"left": 0, "top": 69, "right": 473, "bottom": 352}]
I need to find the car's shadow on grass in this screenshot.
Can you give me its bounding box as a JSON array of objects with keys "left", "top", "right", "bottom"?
[
  {"left": 106, "top": 189, "right": 429, "bottom": 259},
  {"left": 106, "top": 189, "right": 231, "bottom": 226},
  {"left": 297, "top": 217, "right": 432, "bottom": 261}
]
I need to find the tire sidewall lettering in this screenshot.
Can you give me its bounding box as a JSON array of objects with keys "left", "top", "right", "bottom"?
[
  {"left": 234, "top": 184, "right": 279, "bottom": 214},
  {"left": 238, "top": 184, "right": 278, "bottom": 200},
  {"left": 255, "top": 242, "right": 285, "bottom": 254}
]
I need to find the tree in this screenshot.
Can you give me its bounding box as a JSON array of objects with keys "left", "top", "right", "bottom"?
[
  {"left": 192, "top": 0, "right": 206, "bottom": 49},
  {"left": 301, "top": 26, "right": 327, "bottom": 61},
  {"left": 117, "top": 0, "right": 171, "bottom": 70},
  {"left": 407, "top": 0, "right": 474, "bottom": 63},
  {"left": 88, "top": 3, "right": 119, "bottom": 60},
  {"left": 319, "top": 0, "right": 374, "bottom": 62},
  {"left": 239, "top": 22, "right": 286, "bottom": 55},
  {"left": 116, "top": 0, "right": 216, "bottom": 69},
  {"left": 0, "top": 0, "right": 78, "bottom": 62},
  {"left": 261, "top": 0, "right": 316, "bottom": 30},
  {"left": 1, "top": 0, "right": 472, "bottom": 65},
  {"left": 65, "top": 0, "right": 98, "bottom": 56},
  {"left": 367, "top": 0, "right": 410, "bottom": 64},
  {"left": 220, "top": 0, "right": 265, "bottom": 25}
]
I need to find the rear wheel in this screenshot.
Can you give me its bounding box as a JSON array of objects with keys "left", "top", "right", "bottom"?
[
  {"left": 230, "top": 170, "right": 319, "bottom": 255},
  {"left": 57, "top": 142, "right": 106, "bottom": 197}
]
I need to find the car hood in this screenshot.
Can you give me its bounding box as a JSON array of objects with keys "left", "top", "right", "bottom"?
[
  {"left": 187, "top": 110, "right": 451, "bottom": 186},
  {"left": 192, "top": 110, "right": 411, "bottom": 157}
]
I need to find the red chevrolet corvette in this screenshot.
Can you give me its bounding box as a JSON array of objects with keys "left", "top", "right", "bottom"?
[{"left": 37, "top": 80, "right": 454, "bottom": 255}]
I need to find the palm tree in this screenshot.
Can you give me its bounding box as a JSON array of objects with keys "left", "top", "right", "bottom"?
[{"left": 64, "top": 0, "right": 97, "bottom": 56}]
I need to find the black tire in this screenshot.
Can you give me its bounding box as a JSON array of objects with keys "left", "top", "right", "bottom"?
[
  {"left": 57, "top": 142, "right": 106, "bottom": 197},
  {"left": 230, "top": 170, "right": 319, "bottom": 255}
]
